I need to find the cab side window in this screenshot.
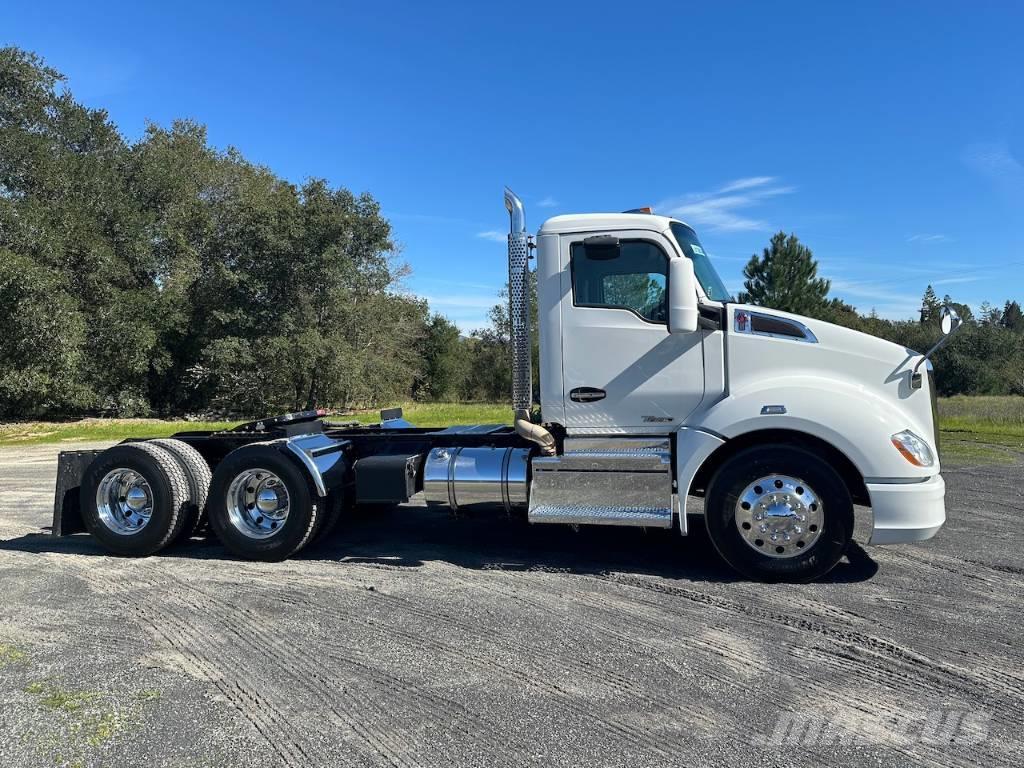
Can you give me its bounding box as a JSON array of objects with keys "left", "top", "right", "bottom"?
[{"left": 570, "top": 240, "right": 669, "bottom": 323}]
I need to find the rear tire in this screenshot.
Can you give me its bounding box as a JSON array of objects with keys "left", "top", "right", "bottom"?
[
  {"left": 80, "top": 442, "right": 191, "bottom": 556},
  {"left": 704, "top": 445, "right": 853, "bottom": 582},
  {"left": 149, "top": 439, "right": 212, "bottom": 543},
  {"left": 206, "top": 445, "right": 320, "bottom": 561}
]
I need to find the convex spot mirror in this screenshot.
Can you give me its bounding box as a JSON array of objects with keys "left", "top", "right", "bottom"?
[{"left": 940, "top": 305, "right": 962, "bottom": 335}]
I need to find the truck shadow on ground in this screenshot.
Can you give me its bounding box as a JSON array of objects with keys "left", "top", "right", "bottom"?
[{"left": 1, "top": 502, "right": 879, "bottom": 585}]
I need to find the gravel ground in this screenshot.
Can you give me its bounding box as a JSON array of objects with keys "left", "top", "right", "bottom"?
[{"left": 0, "top": 441, "right": 1022, "bottom": 767}]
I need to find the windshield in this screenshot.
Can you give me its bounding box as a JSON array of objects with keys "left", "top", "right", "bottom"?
[{"left": 669, "top": 222, "right": 732, "bottom": 302}]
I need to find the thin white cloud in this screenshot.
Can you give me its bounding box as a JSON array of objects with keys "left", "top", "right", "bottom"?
[
  {"left": 387, "top": 211, "right": 482, "bottom": 227},
  {"left": 656, "top": 177, "right": 794, "bottom": 232},
  {"left": 963, "top": 141, "right": 1023, "bottom": 180},
  {"left": 416, "top": 292, "right": 498, "bottom": 334},
  {"left": 420, "top": 294, "right": 498, "bottom": 309},
  {"left": 907, "top": 234, "right": 949, "bottom": 243},
  {"left": 476, "top": 230, "right": 507, "bottom": 243},
  {"left": 829, "top": 279, "right": 921, "bottom": 308},
  {"left": 537, "top": 196, "right": 559, "bottom": 208},
  {"left": 930, "top": 275, "right": 983, "bottom": 287},
  {"left": 414, "top": 276, "right": 498, "bottom": 292},
  {"left": 716, "top": 176, "right": 777, "bottom": 193},
  {"left": 963, "top": 141, "right": 1024, "bottom": 205}
]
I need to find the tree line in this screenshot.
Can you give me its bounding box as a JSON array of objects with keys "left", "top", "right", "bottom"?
[
  {"left": 0, "top": 47, "right": 513, "bottom": 418},
  {"left": 2, "top": 47, "right": 1019, "bottom": 419}
]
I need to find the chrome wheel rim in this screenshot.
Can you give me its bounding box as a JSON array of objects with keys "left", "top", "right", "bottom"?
[
  {"left": 96, "top": 468, "right": 154, "bottom": 535},
  {"left": 226, "top": 469, "right": 290, "bottom": 539},
  {"left": 734, "top": 474, "right": 823, "bottom": 558}
]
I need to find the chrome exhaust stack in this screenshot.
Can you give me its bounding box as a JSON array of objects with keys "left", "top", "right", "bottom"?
[{"left": 504, "top": 188, "right": 555, "bottom": 456}]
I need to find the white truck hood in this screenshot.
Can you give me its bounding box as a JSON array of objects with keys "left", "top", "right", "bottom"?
[{"left": 696, "top": 303, "right": 940, "bottom": 480}]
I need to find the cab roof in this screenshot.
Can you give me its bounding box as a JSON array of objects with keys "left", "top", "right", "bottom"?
[{"left": 537, "top": 212, "right": 691, "bottom": 235}]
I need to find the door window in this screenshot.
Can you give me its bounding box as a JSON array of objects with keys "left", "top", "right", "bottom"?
[{"left": 570, "top": 240, "right": 669, "bottom": 323}]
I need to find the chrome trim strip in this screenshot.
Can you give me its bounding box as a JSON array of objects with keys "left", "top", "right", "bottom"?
[
  {"left": 284, "top": 433, "right": 350, "bottom": 497},
  {"left": 285, "top": 441, "right": 326, "bottom": 496}
]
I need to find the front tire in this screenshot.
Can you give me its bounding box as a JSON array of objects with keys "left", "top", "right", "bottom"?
[
  {"left": 206, "top": 445, "right": 320, "bottom": 561},
  {"left": 704, "top": 445, "right": 854, "bottom": 582}
]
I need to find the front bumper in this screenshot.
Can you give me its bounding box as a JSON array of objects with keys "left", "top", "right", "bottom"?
[{"left": 867, "top": 474, "right": 945, "bottom": 545}]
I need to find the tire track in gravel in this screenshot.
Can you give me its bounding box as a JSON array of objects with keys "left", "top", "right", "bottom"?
[
  {"left": 394, "top": 568, "right": 750, "bottom": 748},
  {"left": 599, "top": 571, "right": 1024, "bottom": 704},
  {"left": 131, "top": 568, "right": 427, "bottom": 768},
  {"left": 586, "top": 572, "right": 1015, "bottom": 768},
  {"left": 61, "top": 558, "right": 377, "bottom": 768},
  {"left": 881, "top": 547, "right": 1000, "bottom": 585},
  {"left": 438, "top": 565, "right": 1007, "bottom": 765},
  {"left": 226, "top": 571, "right": 678, "bottom": 760},
  {"left": 440, "top": 568, "right": 750, "bottom": 691},
  {"left": 151, "top": 564, "right": 530, "bottom": 768},
  {"left": 114, "top": 586, "right": 313, "bottom": 767}
]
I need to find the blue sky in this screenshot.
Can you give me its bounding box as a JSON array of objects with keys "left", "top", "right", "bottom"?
[{"left": 3, "top": 1, "right": 1022, "bottom": 331}]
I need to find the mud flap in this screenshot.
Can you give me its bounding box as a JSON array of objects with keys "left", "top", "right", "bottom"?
[{"left": 52, "top": 450, "right": 103, "bottom": 536}]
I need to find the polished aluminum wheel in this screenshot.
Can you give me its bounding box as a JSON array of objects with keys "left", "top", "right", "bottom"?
[
  {"left": 225, "top": 469, "right": 290, "bottom": 539},
  {"left": 734, "top": 474, "right": 823, "bottom": 558},
  {"left": 95, "top": 468, "right": 154, "bottom": 535}
]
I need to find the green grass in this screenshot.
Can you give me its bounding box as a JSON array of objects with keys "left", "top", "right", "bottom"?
[
  {"left": 0, "top": 418, "right": 241, "bottom": 446},
  {"left": 0, "top": 642, "right": 27, "bottom": 667},
  {"left": 0, "top": 403, "right": 512, "bottom": 446},
  {"left": 24, "top": 681, "right": 99, "bottom": 713},
  {"left": 938, "top": 394, "right": 1024, "bottom": 425},
  {"left": 937, "top": 395, "right": 1024, "bottom": 465},
  {"left": 368, "top": 401, "right": 511, "bottom": 427}
]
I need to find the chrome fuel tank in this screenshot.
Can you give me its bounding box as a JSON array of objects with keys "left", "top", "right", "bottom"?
[{"left": 423, "top": 446, "right": 530, "bottom": 513}]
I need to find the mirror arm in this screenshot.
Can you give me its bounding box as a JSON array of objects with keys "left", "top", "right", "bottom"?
[{"left": 911, "top": 323, "right": 963, "bottom": 388}]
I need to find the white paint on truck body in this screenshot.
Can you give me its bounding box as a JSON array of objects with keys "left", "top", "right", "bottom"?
[{"left": 536, "top": 212, "right": 945, "bottom": 545}]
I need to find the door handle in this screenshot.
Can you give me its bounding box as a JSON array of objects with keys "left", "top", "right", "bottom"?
[{"left": 569, "top": 387, "right": 606, "bottom": 403}]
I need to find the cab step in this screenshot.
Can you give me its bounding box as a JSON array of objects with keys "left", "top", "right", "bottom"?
[{"left": 528, "top": 438, "right": 676, "bottom": 528}]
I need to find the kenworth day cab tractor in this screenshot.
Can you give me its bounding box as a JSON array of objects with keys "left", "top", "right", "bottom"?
[{"left": 50, "top": 189, "right": 955, "bottom": 581}]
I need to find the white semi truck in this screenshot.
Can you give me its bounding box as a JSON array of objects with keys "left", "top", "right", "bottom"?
[{"left": 51, "top": 189, "right": 953, "bottom": 581}]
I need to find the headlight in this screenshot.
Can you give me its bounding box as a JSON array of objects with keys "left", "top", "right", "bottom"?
[{"left": 891, "top": 430, "right": 935, "bottom": 467}]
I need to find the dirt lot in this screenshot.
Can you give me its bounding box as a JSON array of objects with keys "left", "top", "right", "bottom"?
[{"left": 0, "top": 442, "right": 1022, "bottom": 767}]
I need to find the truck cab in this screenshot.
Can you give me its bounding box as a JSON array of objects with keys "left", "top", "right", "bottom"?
[{"left": 519, "top": 193, "right": 946, "bottom": 580}]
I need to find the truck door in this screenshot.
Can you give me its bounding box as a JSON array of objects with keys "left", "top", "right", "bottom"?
[{"left": 560, "top": 230, "right": 705, "bottom": 431}]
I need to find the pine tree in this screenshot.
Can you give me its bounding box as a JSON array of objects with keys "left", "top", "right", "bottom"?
[
  {"left": 737, "top": 232, "right": 830, "bottom": 317},
  {"left": 1002, "top": 300, "right": 1024, "bottom": 332},
  {"left": 920, "top": 285, "right": 941, "bottom": 324}
]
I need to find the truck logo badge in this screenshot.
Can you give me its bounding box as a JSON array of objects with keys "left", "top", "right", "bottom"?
[{"left": 642, "top": 415, "right": 674, "bottom": 423}]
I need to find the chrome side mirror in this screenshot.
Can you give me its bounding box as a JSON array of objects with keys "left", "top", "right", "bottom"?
[{"left": 940, "top": 304, "right": 961, "bottom": 335}]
